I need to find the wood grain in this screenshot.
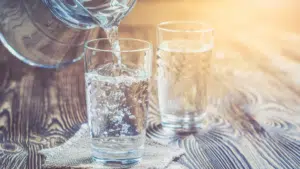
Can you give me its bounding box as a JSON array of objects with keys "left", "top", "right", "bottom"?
[
  {"left": 1, "top": 1, "right": 300, "bottom": 169},
  {"left": 145, "top": 21, "right": 300, "bottom": 169},
  {"left": 0, "top": 46, "right": 87, "bottom": 169}
]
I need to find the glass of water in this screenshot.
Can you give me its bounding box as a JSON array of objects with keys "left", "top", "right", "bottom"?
[
  {"left": 84, "top": 38, "right": 152, "bottom": 166},
  {"left": 157, "top": 21, "right": 214, "bottom": 131}
]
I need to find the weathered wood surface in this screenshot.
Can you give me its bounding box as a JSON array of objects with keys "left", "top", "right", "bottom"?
[
  {"left": 1, "top": 1, "right": 300, "bottom": 169},
  {"left": 1, "top": 24, "right": 300, "bottom": 169}
]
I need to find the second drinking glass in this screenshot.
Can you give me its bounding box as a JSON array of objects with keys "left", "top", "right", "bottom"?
[{"left": 157, "top": 21, "right": 214, "bottom": 131}]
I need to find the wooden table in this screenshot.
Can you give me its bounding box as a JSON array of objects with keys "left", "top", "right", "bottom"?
[{"left": 1, "top": 23, "right": 300, "bottom": 169}]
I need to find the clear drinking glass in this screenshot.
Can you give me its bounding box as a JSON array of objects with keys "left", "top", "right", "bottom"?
[
  {"left": 157, "top": 21, "right": 214, "bottom": 131},
  {"left": 84, "top": 38, "right": 152, "bottom": 166}
]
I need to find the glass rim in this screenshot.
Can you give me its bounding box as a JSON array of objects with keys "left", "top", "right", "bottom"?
[
  {"left": 84, "top": 38, "right": 152, "bottom": 53},
  {"left": 157, "top": 21, "right": 214, "bottom": 33}
]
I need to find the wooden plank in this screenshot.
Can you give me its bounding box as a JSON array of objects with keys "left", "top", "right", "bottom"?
[
  {"left": 0, "top": 0, "right": 300, "bottom": 169},
  {"left": 0, "top": 47, "right": 87, "bottom": 168}
]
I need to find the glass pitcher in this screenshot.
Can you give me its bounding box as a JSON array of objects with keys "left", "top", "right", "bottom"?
[{"left": 0, "top": 0, "right": 136, "bottom": 68}]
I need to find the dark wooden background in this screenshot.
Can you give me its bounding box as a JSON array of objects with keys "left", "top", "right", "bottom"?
[{"left": 1, "top": 0, "right": 300, "bottom": 169}]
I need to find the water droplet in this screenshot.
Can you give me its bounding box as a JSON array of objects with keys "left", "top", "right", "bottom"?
[{"left": 129, "top": 115, "right": 136, "bottom": 120}]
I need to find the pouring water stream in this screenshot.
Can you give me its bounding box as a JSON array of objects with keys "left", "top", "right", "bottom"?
[{"left": 75, "top": 0, "right": 122, "bottom": 66}]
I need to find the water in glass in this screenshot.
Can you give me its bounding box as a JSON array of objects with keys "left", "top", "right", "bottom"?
[
  {"left": 157, "top": 40, "right": 212, "bottom": 130},
  {"left": 85, "top": 63, "right": 149, "bottom": 164}
]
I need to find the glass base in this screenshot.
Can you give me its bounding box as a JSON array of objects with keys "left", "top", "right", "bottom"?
[
  {"left": 161, "top": 112, "right": 206, "bottom": 132},
  {"left": 93, "top": 157, "right": 141, "bottom": 167},
  {"left": 161, "top": 121, "right": 202, "bottom": 133},
  {"left": 92, "top": 148, "right": 143, "bottom": 167}
]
